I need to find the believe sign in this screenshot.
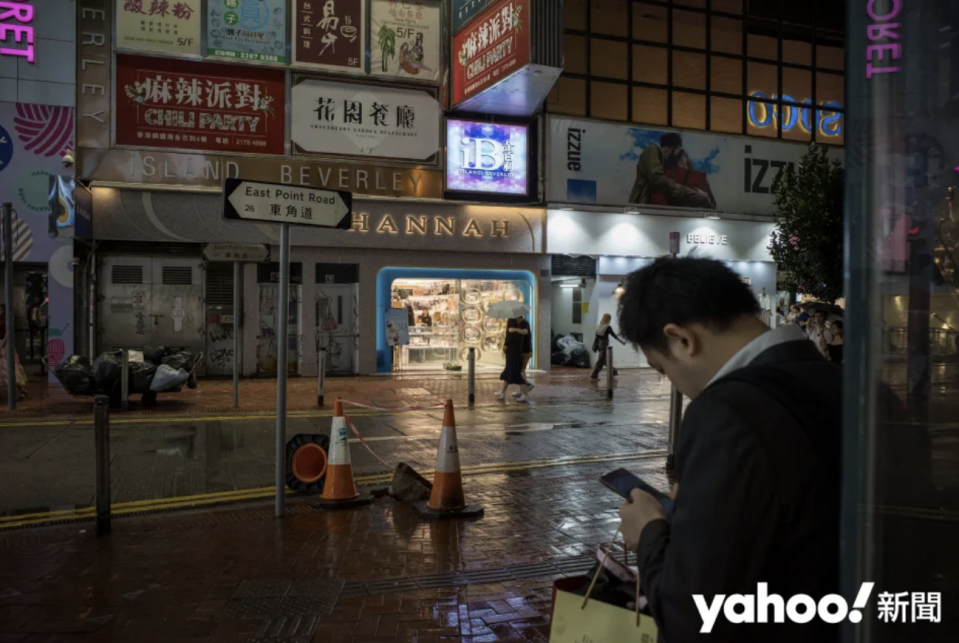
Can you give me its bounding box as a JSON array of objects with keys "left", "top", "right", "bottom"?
[{"left": 223, "top": 178, "right": 352, "bottom": 229}]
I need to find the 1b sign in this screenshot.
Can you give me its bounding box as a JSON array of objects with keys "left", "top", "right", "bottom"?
[{"left": 446, "top": 119, "right": 528, "bottom": 196}]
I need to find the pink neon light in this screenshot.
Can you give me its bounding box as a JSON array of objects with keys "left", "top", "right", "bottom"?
[
  {"left": 864, "top": 0, "right": 903, "bottom": 79},
  {"left": 0, "top": 0, "right": 35, "bottom": 64}
]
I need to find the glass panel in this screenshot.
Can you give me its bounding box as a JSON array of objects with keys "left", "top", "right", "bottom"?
[
  {"left": 816, "top": 44, "right": 845, "bottom": 71},
  {"left": 748, "top": 32, "right": 779, "bottom": 60},
  {"left": 673, "top": 10, "right": 706, "bottom": 49},
  {"left": 564, "top": 34, "right": 586, "bottom": 75},
  {"left": 711, "top": 56, "right": 743, "bottom": 95},
  {"left": 591, "top": 38, "right": 628, "bottom": 80},
  {"left": 781, "top": 103, "right": 812, "bottom": 142},
  {"left": 815, "top": 113, "right": 844, "bottom": 145},
  {"left": 747, "top": 60, "right": 778, "bottom": 96},
  {"left": 674, "top": 0, "right": 706, "bottom": 8},
  {"left": 783, "top": 38, "right": 812, "bottom": 66},
  {"left": 713, "top": 0, "right": 743, "bottom": 13},
  {"left": 565, "top": 0, "right": 587, "bottom": 28},
  {"left": 710, "top": 97, "right": 742, "bottom": 133},
  {"left": 547, "top": 76, "right": 587, "bottom": 116},
  {"left": 632, "top": 86, "right": 668, "bottom": 125},
  {"left": 634, "top": 2, "right": 668, "bottom": 43},
  {"left": 782, "top": 67, "right": 811, "bottom": 101},
  {"left": 711, "top": 16, "right": 742, "bottom": 55},
  {"left": 673, "top": 51, "right": 706, "bottom": 90},
  {"left": 591, "top": 81, "right": 628, "bottom": 121},
  {"left": 591, "top": 0, "right": 628, "bottom": 37},
  {"left": 633, "top": 45, "right": 668, "bottom": 85},
  {"left": 673, "top": 92, "right": 706, "bottom": 130},
  {"left": 745, "top": 95, "right": 777, "bottom": 138},
  {"left": 816, "top": 72, "right": 844, "bottom": 106}
]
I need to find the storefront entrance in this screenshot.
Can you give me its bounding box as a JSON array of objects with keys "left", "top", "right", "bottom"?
[
  {"left": 256, "top": 263, "right": 302, "bottom": 376},
  {"left": 376, "top": 267, "right": 537, "bottom": 374}
]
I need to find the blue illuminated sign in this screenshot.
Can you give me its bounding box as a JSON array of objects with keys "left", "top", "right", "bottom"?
[{"left": 747, "top": 92, "right": 843, "bottom": 137}]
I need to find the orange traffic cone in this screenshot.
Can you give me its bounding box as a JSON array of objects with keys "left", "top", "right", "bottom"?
[
  {"left": 307, "top": 398, "right": 372, "bottom": 510},
  {"left": 414, "top": 400, "right": 484, "bottom": 520}
]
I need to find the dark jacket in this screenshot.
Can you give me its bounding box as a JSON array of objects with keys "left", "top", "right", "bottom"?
[{"left": 638, "top": 340, "right": 842, "bottom": 643}]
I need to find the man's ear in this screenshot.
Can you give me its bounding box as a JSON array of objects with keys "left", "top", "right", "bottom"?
[{"left": 662, "top": 323, "right": 701, "bottom": 358}]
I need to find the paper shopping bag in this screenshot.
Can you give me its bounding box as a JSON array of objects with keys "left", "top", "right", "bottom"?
[{"left": 549, "top": 576, "right": 659, "bottom": 643}]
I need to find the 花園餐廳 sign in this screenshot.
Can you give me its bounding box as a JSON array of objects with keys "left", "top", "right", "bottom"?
[{"left": 207, "top": 0, "right": 287, "bottom": 63}]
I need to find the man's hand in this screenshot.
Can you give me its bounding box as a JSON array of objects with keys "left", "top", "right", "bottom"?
[{"left": 619, "top": 488, "right": 667, "bottom": 550}]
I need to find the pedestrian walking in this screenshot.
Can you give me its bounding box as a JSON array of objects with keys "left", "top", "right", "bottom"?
[
  {"left": 495, "top": 316, "right": 531, "bottom": 403},
  {"left": 822, "top": 319, "right": 844, "bottom": 364},
  {"left": 614, "top": 257, "right": 842, "bottom": 643},
  {"left": 515, "top": 322, "right": 535, "bottom": 397},
  {"left": 590, "top": 313, "right": 625, "bottom": 379}
]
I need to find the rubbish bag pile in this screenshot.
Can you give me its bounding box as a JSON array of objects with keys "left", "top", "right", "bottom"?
[
  {"left": 550, "top": 334, "right": 591, "bottom": 368},
  {"left": 54, "top": 347, "right": 194, "bottom": 395}
]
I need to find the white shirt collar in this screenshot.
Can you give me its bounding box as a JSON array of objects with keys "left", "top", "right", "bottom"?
[{"left": 707, "top": 323, "right": 809, "bottom": 387}]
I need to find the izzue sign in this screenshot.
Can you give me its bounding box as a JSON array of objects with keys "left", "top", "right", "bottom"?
[{"left": 446, "top": 119, "right": 528, "bottom": 197}]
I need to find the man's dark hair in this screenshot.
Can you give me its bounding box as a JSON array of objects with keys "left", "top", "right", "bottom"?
[
  {"left": 617, "top": 257, "right": 760, "bottom": 352},
  {"left": 831, "top": 320, "right": 844, "bottom": 331},
  {"left": 660, "top": 133, "right": 682, "bottom": 148}
]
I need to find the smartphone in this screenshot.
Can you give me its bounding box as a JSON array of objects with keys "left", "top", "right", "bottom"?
[{"left": 601, "top": 468, "right": 675, "bottom": 514}]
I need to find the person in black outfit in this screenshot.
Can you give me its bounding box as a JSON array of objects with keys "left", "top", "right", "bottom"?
[
  {"left": 496, "top": 316, "right": 531, "bottom": 403},
  {"left": 590, "top": 313, "right": 626, "bottom": 379},
  {"left": 615, "top": 257, "right": 842, "bottom": 643},
  {"left": 821, "top": 319, "right": 844, "bottom": 364}
]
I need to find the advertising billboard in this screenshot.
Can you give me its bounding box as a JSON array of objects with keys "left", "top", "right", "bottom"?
[
  {"left": 452, "top": 0, "right": 490, "bottom": 33},
  {"left": 291, "top": 77, "right": 440, "bottom": 163},
  {"left": 446, "top": 118, "right": 528, "bottom": 197},
  {"left": 370, "top": 0, "right": 442, "bottom": 83},
  {"left": 292, "top": 0, "right": 365, "bottom": 73},
  {"left": 115, "top": 0, "right": 203, "bottom": 56},
  {"left": 206, "top": 0, "right": 288, "bottom": 63},
  {"left": 115, "top": 55, "right": 286, "bottom": 156},
  {"left": 451, "top": 0, "right": 531, "bottom": 107}
]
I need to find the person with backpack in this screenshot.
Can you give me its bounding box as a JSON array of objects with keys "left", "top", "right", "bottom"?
[
  {"left": 590, "top": 313, "right": 626, "bottom": 379},
  {"left": 614, "top": 257, "right": 842, "bottom": 643}
]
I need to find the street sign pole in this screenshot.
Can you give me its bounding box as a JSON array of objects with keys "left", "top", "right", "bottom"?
[
  {"left": 275, "top": 224, "right": 290, "bottom": 518},
  {"left": 3, "top": 203, "right": 15, "bottom": 411},
  {"left": 233, "top": 260, "right": 241, "bottom": 410},
  {"left": 221, "top": 178, "right": 352, "bottom": 520}
]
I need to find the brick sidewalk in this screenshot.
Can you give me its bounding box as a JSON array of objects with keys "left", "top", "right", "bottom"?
[
  {"left": 0, "top": 457, "right": 671, "bottom": 643},
  {"left": 6, "top": 368, "right": 664, "bottom": 419}
]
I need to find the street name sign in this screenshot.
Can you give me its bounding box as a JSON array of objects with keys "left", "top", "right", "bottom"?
[
  {"left": 223, "top": 178, "right": 353, "bottom": 229},
  {"left": 202, "top": 243, "right": 270, "bottom": 262}
]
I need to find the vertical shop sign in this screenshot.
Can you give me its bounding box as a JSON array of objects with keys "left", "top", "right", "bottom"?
[
  {"left": 78, "top": 0, "right": 113, "bottom": 150},
  {"left": 207, "top": 0, "right": 288, "bottom": 63},
  {"left": 452, "top": 0, "right": 489, "bottom": 33},
  {"left": 385, "top": 308, "right": 410, "bottom": 346},
  {"left": 114, "top": 55, "right": 286, "bottom": 155},
  {"left": 293, "top": 0, "right": 365, "bottom": 73},
  {"left": 115, "top": 0, "right": 202, "bottom": 56},
  {"left": 370, "top": 0, "right": 441, "bottom": 83},
  {"left": 451, "top": 0, "right": 531, "bottom": 106}
]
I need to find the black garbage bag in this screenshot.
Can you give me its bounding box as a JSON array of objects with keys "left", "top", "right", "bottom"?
[
  {"left": 128, "top": 361, "right": 158, "bottom": 394},
  {"left": 161, "top": 348, "right": 194, "bottom": 371},
  {"left": 53, "top": 356, "right": 96, "bottom": 395},
  {"left": 93, "top": 351, "right": 123, "bottom": 393},
  {"left": 143, "top": 346, "right": 165, "bottom": 364},
  {"left": 569, "top": 346, "right": 591, "bottom": 369},
  {"left": 551, "top": 333, "right": 563, "bottom": 354},
  {"left": 551, "top": 350, "right": 570, "bottom": 366}
]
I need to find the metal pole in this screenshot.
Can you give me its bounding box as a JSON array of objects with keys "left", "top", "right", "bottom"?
[
  {"left": 233, "top": 261, "right": 240, "bottom": 410},
  {"left": 88, "top": 251, "right": 97, "bottom": 359},
  {"left": 666, "top": 387, "right": 683, "bottom": 470},
  {"left": 94, "top": 395, "right": 111, "bottom": 535},
  {"left": 3, "top": 203, "right": 15, "bottom": 410},
  {"left": 120, "top": 349, "right": 129, "bottom": 412},
  {"left": 467, "top": 347, "right": 475, "bottom": 406},
  {"left": 275, "top": 224, "right": 290, "bottom": 518},
  {"left": 605, "top": 345, "right": 613, "bottom": 400},
  {"left": 317, "top": 347, "right": 326, "bottom": 407}
]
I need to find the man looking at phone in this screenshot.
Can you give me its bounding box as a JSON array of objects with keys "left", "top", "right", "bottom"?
[{"left": 615, "top": 257, "right": 841, "bottom": 642}]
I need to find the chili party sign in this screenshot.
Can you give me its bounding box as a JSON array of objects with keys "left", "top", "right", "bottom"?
[
  {"left": 206, "top": 0, "right": 288, "bottom": 63},
  {"left": 116, "top": 0, "right": 203, "bottom": 56},
  {"left": 370, "top": 0, "right": 442, "bottom": 83},
  {"left": 115, "top": 55, "right": 286, "bottom": 156}
]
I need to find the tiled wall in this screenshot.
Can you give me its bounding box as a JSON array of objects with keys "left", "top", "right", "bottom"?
[{"left": 0, "top": 0, "right": 76, "bottom": 107}]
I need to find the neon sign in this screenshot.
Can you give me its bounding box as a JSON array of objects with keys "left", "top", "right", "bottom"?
[
  {"left": 0, "top": 0, "right": 35, "bottom": 63},
  {"left": 747, "top": 92, "right": 843, "bottom": 137}
]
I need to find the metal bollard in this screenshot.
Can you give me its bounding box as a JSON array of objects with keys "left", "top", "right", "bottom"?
[
  {"left": 94, "top": 396, "right": 111, "bottom": 536},
  {"left": 605, "top": 345, "right": 614, "bottom": 400},
  {"left": 666, "top": 386, "right": 683, "bottom": 471},
  {"left": 120, "top": 349, "right": 129, "bottom": 411},
  {"left": 317, "top": 348, "right": 326, "bottom": 407},
  {"left": 468, "top": 347, "right": 476, "bottom": 406}
]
